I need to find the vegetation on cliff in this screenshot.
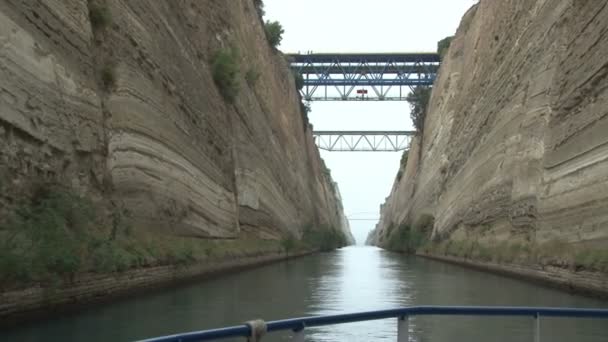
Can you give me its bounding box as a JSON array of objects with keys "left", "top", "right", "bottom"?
[
  {"left": 396, "top": 151, "right": 409, "bottom": 181},
  {"left": 420, "top": 239, "right": 608, "bottom": 274},
  {"left": 437, "top": 36, "right": 454, "bottom": 60},
  {"left": 264, "top": 20, "right": 284, "bottom": 49},
  {"left": 406, "top": 86, "right": 431, "bottom": 132},
  {"left": 88, "top": 3, "right": 111, "bottom": 31},
  {"left": 254, "top": 0, "right": 265, "bottom": 18},
  {"left": 212, "top": 47, "right": 241, "bottom": 103},
  {"left": 0, "top": 185, "right": 283, "bottom": 289},
  {"left": 384, "top": 215, "right": 434, "bottom": 253},
  {"left": 280, "top": 226, "right": 349, "bottom": 256}
]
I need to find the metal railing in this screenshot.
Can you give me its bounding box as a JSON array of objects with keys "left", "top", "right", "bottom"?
[{"left": 138, "top": 306, "right": 608, "bottom": 342}]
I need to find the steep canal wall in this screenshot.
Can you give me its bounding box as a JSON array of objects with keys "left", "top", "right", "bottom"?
[
  {"left": 0, "top": 0, "right": 352, "bottom": 319},
  {"left": 368, "top": 0, "right": 608, "bottom": 296}
]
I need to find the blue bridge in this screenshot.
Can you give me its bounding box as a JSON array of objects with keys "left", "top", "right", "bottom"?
[
  {"left": 289, "top": 52, "right": 440, "bottom": 101},
  {"left": 140, "top": 306, "right": 608, "bottom": 342}
]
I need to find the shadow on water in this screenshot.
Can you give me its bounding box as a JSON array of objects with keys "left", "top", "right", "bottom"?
[{"left": 3, "top": 246, "right": 608, "bottom": 341}]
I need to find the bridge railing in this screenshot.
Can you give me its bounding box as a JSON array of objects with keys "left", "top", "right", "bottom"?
[{"left": 138, "top": 306, "right": 608, "bottom": 342}]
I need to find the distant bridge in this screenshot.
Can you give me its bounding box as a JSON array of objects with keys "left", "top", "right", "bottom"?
[
  {"left": 289, "top": 53, "right": 440, "bottom": 101},
  {"left": 313, "top": 131, "right": 415, "bottom": 152}
]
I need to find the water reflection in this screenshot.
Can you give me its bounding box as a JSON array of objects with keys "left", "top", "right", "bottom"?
[
  {"left": 2, "top": 246, "right": 607, "bottom": 341},
  {"left": 306, "top": 247, "right": 409, "bottom": 341}
]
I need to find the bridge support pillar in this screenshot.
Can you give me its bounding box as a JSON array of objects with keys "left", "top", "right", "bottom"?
[{"left": 397, "top": 316, "right": 409, "bottom": 342}]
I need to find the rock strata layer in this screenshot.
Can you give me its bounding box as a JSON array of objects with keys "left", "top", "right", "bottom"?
[
  {"left": 368, "top": 0, "right": 608, "bottom": 294},
  {"left": 0, "top": 0, "right": 351, "bottom": 241}
]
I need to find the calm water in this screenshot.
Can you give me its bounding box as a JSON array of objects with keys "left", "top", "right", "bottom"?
[{"left": 3, "top": 246, "right": 608, "bottom": 341}]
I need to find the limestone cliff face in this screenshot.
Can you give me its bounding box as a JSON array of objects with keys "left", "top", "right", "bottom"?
[
  {"left": 369, "top": 0, "right": 608, "bottom": 257},
  {"left": 0, "top": 1, "right": 349, "bottom": 243}
]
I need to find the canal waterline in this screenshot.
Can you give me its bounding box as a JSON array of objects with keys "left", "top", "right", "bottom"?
[{"left": 3, "top": 246, "right": 607, "bottom": 341}]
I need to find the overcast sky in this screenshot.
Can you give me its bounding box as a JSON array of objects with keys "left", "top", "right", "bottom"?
[{"left": 264, "top": 0, "right": 477, "bottom": 244}]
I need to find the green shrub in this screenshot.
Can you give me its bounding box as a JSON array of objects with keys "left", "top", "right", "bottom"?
[
  {"left": 437, "top": 36, "right": 454, "bottom": 60},
  {"left": 574, "top": 249, "right": 608, "bottom": 272},
  {"left": 400, "top": 151, "right": 409, "bottom": 168},
  {"left": 166, "top": 243, "right": 197, "bottom": 266},
  {"left": 212, "top": 48, "right": 240, "bottom": 103},
  {"left": 280, "top": 234, "right": 297, "bottom": 255},
  {"left": 302, "top": 226, "right": 347, "bottom": 252},
  {"left": 110, "top": 205, "right": 131, "bottom": 241},
  {"left": 300, "top": 101, "right": 311, "bottom": 115},
  {"left": 245, "top": 68, "right": 260, "bottom": 87},
  {"left": 0, "top": 185, "right": 94, "bottom": 285},
  {"left": 91, "top": 240, "right": 133, "bottom": 273},
  {"left": 254, "top": 0, "right": 265, "bottom": 18},
  {"left": 101, "top": 65, "right": 116, "bottom": 90},
  {"left": 385, "top": 222, "right": 431, "bottom": 253},
  {"left": 294, "top": 72, "right": 305, "bottom": 91},
  {"left": 89, "top": 4, "right": 111, "bottom": 31},
  {"left": 264, "top": 20, "right": 284, "bottom": 49},
  {"left": 406, "top": 86, "right": 432, "bottom": 132}
]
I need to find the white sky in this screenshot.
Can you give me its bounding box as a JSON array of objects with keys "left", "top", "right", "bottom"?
[{"left": 264, "top": 0, "right": 477, "bottom": 244}]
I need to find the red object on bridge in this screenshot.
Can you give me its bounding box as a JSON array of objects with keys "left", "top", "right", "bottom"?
[{"left": 356, "top": 89, "right": 368, "bottom": 94}]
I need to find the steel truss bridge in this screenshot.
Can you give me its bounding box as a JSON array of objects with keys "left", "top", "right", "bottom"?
[
  {"left": 313, "top": 131, "right": 415, "bottom": 152},
  {"left": 289, "top": 52, "right": 440, "bottom": 101}
]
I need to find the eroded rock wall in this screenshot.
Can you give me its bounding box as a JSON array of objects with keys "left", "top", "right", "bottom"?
[
  {"left": 369, "top": 0, "right": 608, "bottom": 261},
  {"left": 0, "top": 0, "right": 348, "bottom": 244}
]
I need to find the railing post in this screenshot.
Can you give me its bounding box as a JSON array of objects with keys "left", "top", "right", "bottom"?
[
  {"left": 397, "top": 316, "right": 409, "bottom": 342},
  {"left": 291, "top": 329, "right": 305, "bottom": 342},
  {"left": 534, "top": 313, "right": 541, "bottom": 342}
]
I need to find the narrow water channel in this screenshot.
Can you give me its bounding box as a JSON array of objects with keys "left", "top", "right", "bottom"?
[{"left": 4, "top": 246, "right": 607, "bottom": 341}]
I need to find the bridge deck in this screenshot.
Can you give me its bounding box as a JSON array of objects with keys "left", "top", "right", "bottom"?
[
  {"left": 288, "top": 52, "right": 440, "bottom": 63},
  {"left": 289, "top": 52, "right": 440, "bottom": 101},
  {"left": 313, "top": 131, "right": 414, "bottom": 152},
  {"left": 295, "top": 65, "right": 440, "bottom": 75}
]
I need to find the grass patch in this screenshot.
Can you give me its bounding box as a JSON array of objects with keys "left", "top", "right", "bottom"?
[
  {"left": 425, "top": 237, "right": 608, "bottom": 274},
  {"left": 574, "top": 249, "right": 608, "bottom": 273},
  {"left": 212, "top": 48, "right": 240, "bottom": 103}
]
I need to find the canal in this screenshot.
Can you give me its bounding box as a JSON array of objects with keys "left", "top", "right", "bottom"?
[{"left": 3, "top": 246, "right": 608, "bottom": 341}]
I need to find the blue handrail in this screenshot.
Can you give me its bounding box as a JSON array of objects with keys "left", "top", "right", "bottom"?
[{"left": 138, "top": 306, "right": 608, "bottom": 342}]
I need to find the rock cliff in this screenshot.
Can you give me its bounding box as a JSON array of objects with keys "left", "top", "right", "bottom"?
[
  {"left": 0, "top": 0, "right": 350, "bottom": 290},
  {"left": 368, "top": 0, "right": 608, "bottom": 293}
]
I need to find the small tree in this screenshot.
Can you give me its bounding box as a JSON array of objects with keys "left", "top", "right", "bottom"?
[
  {"left": 293, "top": 71, "right": 304, "bottom": 91},
  {"left": 254, "top": 0, "right": 265, "bottom": 18},
  {"left": 264, "top": 20, "right": 284, "bottom": 49},
  {"left": 406, "top": 86, "right": 432, "bottom": 132},
  {"left": 211, "top": 48, "right": 240, "bottom": 103},
  {"left": 299, "top": 101, "right": 310, "bottom": 115},
  {"left": 437, "top": 36, "right": 454, "bottom": 60}
]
